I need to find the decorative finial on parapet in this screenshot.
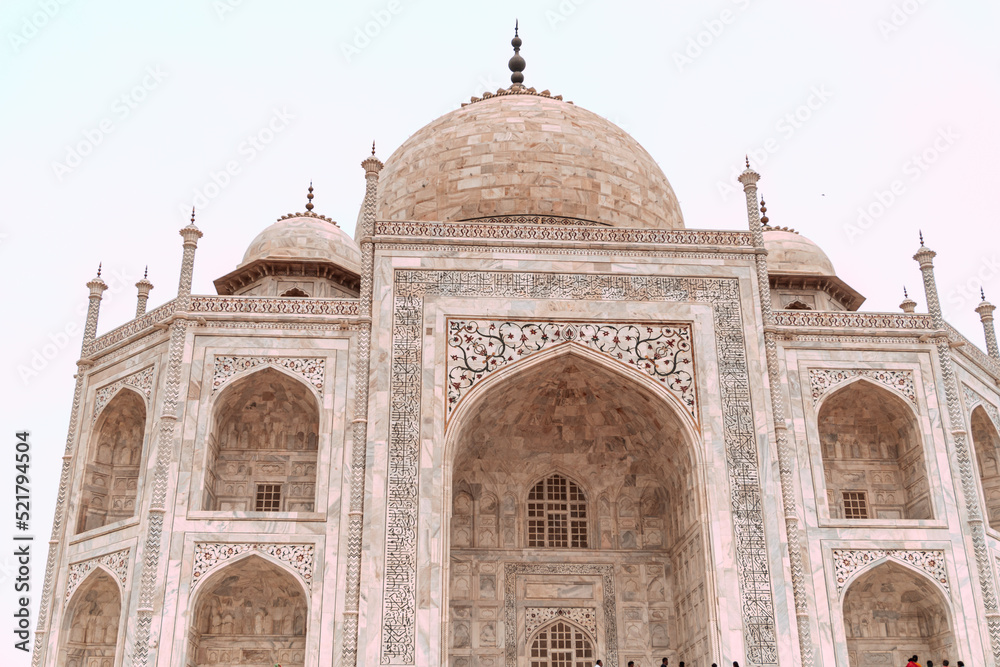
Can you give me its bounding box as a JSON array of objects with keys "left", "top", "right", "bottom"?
[
  {"left": 178, "top": 207, "right": 203, "bottom": 299},
  {"left": 135, "top": 267, "right": 154, "bottom": 317},
  {"left": 83, "top": 264, "right": 109, "bottom": 347},
  {"left": 372, "top": 140, "right": 376, "bottom": 156},
  {"left": 509, "top": 20, "right": 525, "bottom": 88},
  {"left": 306, "top": 182, "right": 315, "bottom": 211},
  {"left": 191, "top": 206, "right": 196, "bottom": 225},
  {"left": 745, "top": 155, "right": 749, "bottom": 168},
  {"left": 900, "top": 286, "right": 917, "bottom": 313},
  {"left": 759, "top": 197, "right": 769, "bottom": 226},
  {"left": 96, "top": 262, "right": 102, "bottom": 278},
  {"left": 919, "top": 229, "right": 925, "bottom": 246},
  {"left": 913, "top": 234, "right": 942, "bottom": 326},
  {"left": 976, "top": 288, "right": 999, "bottom": 358}
]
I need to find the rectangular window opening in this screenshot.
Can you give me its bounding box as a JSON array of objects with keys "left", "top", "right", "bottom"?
[
  {"left": 255, "top": 483, "right": 282, "bottom": 512},
  {"left": 842, "top": 491, "right": 868, "bottom": 519}
]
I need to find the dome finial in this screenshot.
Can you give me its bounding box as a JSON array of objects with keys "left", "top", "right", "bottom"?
[
  {"left": 144, "top": 265, "right": 148, "bottom": 279},
  {"left": 759, "top": 195, "right": 769, "bottom": 226},
  {"left": 372, "top": 140, "right": 376, "bottom": 156},
  {"left": 191, "top": 206, "right": 196, "bottom": 225},
  {"left": 508, "top": 20, "right": 525, "bottom": 88},
  {"left": 745, "top": 155, "right": 750, "bottom": 168},
  {"left": 904, "top": 286, "right": 909, "bottom": 298},
  {"left": 919, "top": 229, "right": 925, "bottom": 245},
  {"left": 97, "top": 262, "right": 102, "bottom": 277},
  {"left": 306, "top": 181, "right": 314, "bottom": 211}
]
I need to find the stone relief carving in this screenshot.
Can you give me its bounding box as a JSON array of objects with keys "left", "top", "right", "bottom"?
[
  {"left": 446, "top": 320, "right": 696, "bottom": 420},
  {"left": 212, "top": 356, "right": 325, "bottom": 393},
  {"left": 809, "top": 368, "right": 916, "bottom": 405},
  {"left": 524, "top": 607, "right": 597, "bottom": 639},
  {"left": 191, "top": 543, "right": 315, "bottom": 591},
  {"left": 832, "top": 549, "right": 948, "bottom": 596},
  {"left": 64, "top": 548, "right": 130, "bottom": 606},
  {"left": 383, "top": 270, "right": 777, "bottom": 666},
  {"left": 774, "top": 311, "right": 934, "bottom": 329},
  {"left": 965, "top": 385, "right": 1000, "bottom": 431},
  {"left": 191, "top": 295, "right": 359, "bottom": 316},
  {"left": 92, "top": 366, "right": 155, "bottom": 422}
]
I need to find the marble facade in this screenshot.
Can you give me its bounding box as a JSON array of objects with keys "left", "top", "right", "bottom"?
[{"left": 31, "top": 67, "right": 1000, "bottom": 667}]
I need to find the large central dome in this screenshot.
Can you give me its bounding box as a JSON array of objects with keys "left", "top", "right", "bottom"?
[{"left": 376, "top": 91, "right": 684, "bottom": 229}]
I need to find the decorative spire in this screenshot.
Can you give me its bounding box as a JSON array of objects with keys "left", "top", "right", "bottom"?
[
  {"left": 976, "top": 288, "right": 999, "bottom": 358},
  {"left": 904, "top": 286, "right": 909, "bottom": 298},
  {"left": 745, "top": 155, "right": 750, "bottom": 168},
  {"left": 982, "top": 287, "right": 987, "bottom": 302},
  {"left": 135, "top": 266, "right": 154, "bottom": 317},
  {"left": 191, "top": 206, "right": 196, "bottom": 225},
  {"left": 759, "top": 197, "right": 769, "bottom": 226},
  {"left": 306, "top": 181, "right": 314, "bottom": 211},
  {"left": 900, "top": 286, "right": 917, "bottom": 313},
  {"left": 97, "top": 262, "right": 102, "bottom": 278},
  {"left": 372, "top": 140, "right": 376, "bottom": 156},
  {"left": 508, "top": 20, "right": 525, "bottom": 87},
  {"left": 919, "top": 229, "right": 925, "bottom": 246},
  {"left": 144, "top": 265, "right": 148, "bottom": 279}
]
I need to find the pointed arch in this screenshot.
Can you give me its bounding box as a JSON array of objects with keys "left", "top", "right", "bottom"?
[
  {"left": 841, "top": 560, "right": 955, "bottom": 666},
  {"left": 203, "top": 366, "right": 320, "bottom": 512},
  {"left": 970, "top": 405, "right": 1000, "bottom": 531},
  {"left": 58, "top": 568, "right": 123, "bottom": 667},
  {"left": 818, "top": 378, "right": 931, "bottom": 520},
  {"left": 527, "top": 619, "right": 596, "bottom": 667},
  {"left": 814, "top": 375, "right": 917, "bottom": 416},
  {"left": 187, "top": 554, "right": 308, "bottom": 667},
  {"left": 77, "top": 388, "right": 148, "bottom": 534}
]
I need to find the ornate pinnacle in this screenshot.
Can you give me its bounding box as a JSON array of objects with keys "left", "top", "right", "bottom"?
[
  {"left": 759, "top": 197, "right": 769, "bottom": 226},
  {"left": 306, "top": 182, "right": 315, "bottom": 211},
  {"left": 900, "top": 286, "right": 917, "bottom": 313},
  {"left": 509, "top": 20, "right": 525, "bottom": 87},
  {"left": 96, "top": 262, "right": 102, "bottom": 278},
  {"left": 372, "top": 140, "right": 376, "bottom": 156}
]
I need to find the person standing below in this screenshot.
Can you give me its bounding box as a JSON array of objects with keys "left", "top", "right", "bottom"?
[
  {"left": 661, "top": 659, "right": 668, "bottom": 667},
  {"left": 594, "top": 661, "right": 603, "bottom": 667},
  {"left": 907, "top": 656, "right": 920, "bottom": 667},
  {"left": 628, "top": 662, "right": 635, "bottom": 667}
]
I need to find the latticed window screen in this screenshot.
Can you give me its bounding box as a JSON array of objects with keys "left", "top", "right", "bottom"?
[
  {"left": 842, "top": 491, "right": 869, "bottom": 519},
  {"left": 529, "top": 621, "right": 594, "bottom": 667},
  {"left": 255, "top": 483, "right": 282, "bottom": 512},
  {"left": 527, "top": 474, "right": 587, "bottom": 548}
]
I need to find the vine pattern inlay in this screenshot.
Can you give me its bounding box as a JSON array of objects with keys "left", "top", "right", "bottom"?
[
  {"left": 65, "top": 548, "right": 131, "bottom": 605},
  {"left": 525, "top": 607, "right": 598, "bottom": 641},
  {"left": 92, "top": 366, "right": 155, "bottom": 422},
  {"left": 383, "top": 270, "right": 777, "bottom": 666},
  {"left": 212, "top": 356, "right": 325, "bottom": 392},
  {"left": 809, "top": 369, "right": 916, "bottom": 405},
  {"left": 446, "top": 320, "right": 696, "bottom": 420},
  {"left": 191, "top": 543, "right": 315, "bottom": 590},
  {"left": 832, "top": 549, "right": 948, "bottom": 596}
]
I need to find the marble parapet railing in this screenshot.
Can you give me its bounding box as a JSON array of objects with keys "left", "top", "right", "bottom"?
[
  {"left": 947, "top": 323, "right": 1000, "bottom": 379},
  {"left": 83, "top": 296, "right": 361, "bottom": 358},
  {"left": 773, "top": 310, "right": 936, "bottom": 330},
  {"left": 373, "top": 220, "right": 753, "bottom": 247}
]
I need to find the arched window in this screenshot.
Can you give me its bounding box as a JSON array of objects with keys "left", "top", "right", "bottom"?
[
  {"left": 971, "top": 406, "right": 1000, "bottom": 530},
  {"left": 529, "top": 621, "right": 594, "bottom": 667},
  {"left": 527, "top": 474, "right": 587, "bottom": 548}
]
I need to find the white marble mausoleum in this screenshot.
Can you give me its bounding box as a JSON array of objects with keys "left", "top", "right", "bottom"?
[{"left": 33, "top": 29, "right": 1000, "bottom": 667}]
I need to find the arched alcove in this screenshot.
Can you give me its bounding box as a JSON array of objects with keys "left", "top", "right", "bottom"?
[
  {"left": 58, "top": 569, "right": 122, "bottom": 667},
  {"left": 204, "top": 367, "right": 319, "bottom": 512},
  {"left": 528, "top": 620, "right": 595, "bottom": 667},
  {"left": 188, "top": 555, "right": 308, "bottom": 667},
  {"left": 970, "top": 406, "right": 1000, "bottom": 530},
  {"left": 447, "top": 349, "right": 709, "bottom": 666},
  {"left": 819, "top": 380, "right": 932, "bottom": 520},
  {"left": 78, "top": 390, "right": 146, "bottom": 534},
  {"left": 842, "top": 561, "right": 954, "bottom": 666}
]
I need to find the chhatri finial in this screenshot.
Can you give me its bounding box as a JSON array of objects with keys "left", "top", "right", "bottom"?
[
  {"left": 745, "top": 155, "right": 750, "bottom": 168},
  {"left": 904, "top": 286, "right": 909, "bottom": 298},
  {"left": 306, "top": 181, "right": 314, "bottom": 211},
  {"left": 759, "top": 196, "right": 769, "bottom": 226},
  {"left": 191, "top": 206, "right": 196, "bottom": 225},
  {"left": 97, "top": 262, "right": 102, "bottom": 277},
  {"left": 919, "top": 229, "right": 925, "bottom": 245},
  {"left": 509, "top": 20, "right": 525, "bottom": 87},
  {"left": 983, "top": 287, "right": 988, "bottom": 302},
  {"left": 144, "top": 265, "right": 148, "bottom": 279},
  {"left": 372, "top": 140, "right": 376, "bottom": 156}
]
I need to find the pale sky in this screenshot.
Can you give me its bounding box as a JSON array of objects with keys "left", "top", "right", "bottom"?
[{"left": 2, "top": 1, "right": 999, "bottom": 660}]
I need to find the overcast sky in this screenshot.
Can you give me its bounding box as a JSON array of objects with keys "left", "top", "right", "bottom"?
[{"left": 2, "top": 1, "right": 999, "bottom": 660}]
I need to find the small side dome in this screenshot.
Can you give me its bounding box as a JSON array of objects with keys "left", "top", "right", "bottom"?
[
  {"left": 763, "top": 227, "right": 836, "bottom": 276},
  {"left": 241, "top": 216, "right": 361, "bottom": 274}
]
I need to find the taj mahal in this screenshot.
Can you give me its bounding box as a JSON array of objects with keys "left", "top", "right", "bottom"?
[{"left": 31, "top": 27, "right": 1000, "bottom": 667}]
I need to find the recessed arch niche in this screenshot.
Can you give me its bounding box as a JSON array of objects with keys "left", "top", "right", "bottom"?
[
  {"left": 446, "top": 346, "right": 710, "bottom": 666},
  {"left": 77, "top": 389, "right": 146, "bottom": 534},
  {"left": 818, "top": 379, "right": 932, "bottom": 520},
  {"left": 58, "top": 569, "right": 122, "bottom": 667},
  {"left": 970, "top": 406, "right": 1000, "bottom": 530},
  {"left": 842, "top": 560, "right": 954, "bottom": 666},
  {"left": 188, "top": 554, "right": 308, "bottom": 667},
  {"left": 203, "top": 367, "right": 319, "bottom": 512}
]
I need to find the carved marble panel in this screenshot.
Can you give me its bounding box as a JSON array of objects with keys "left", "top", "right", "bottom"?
[
  {"left": 832, "top": 549, "right": 948, "bottom": 595},
  {"left": 65, "top": 548, "right": 130, "bottom": 606},
  {"left": 212, "top": 356, "right": 325, "bottom": 393},
  {"left": 92, "top": 366, "right": 154, "bottom": 422},
  {"left": 809, "top": 368, "right": 916, "bottom": 405},
  {"left": 191, "top": 543, "right": 315, "bottom": 590},
  {"left": 524, "top": 607, "right": 597, "bottom": 640}
]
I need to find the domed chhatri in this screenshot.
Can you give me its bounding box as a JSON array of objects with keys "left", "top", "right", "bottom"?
[
  {"left": 763, "top": 228, "right": 836, "bottom": 276},
  {"left": 213, "top": 185, "right": 362, "bottom": 297},
  {"left": 762, "top": 225, "right": 865, "bottom": 311},
  {"left": 376, "top": 93, "right": 684, "bottom": 229}
]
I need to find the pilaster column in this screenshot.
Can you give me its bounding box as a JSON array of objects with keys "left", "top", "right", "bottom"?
[
  {"left": 915, "top": 237, "right": 1000, "bottom": 661},
  {"left": 135, "top": 268, "right": 153, "bottom": 317},
  {"left": 976, "top": 291, "right": 999, "bottom": 359},
  {"left": 83, "top": 266, "right": 108, "bottom": 346},
  {"left": 737, "top": 164, "right": 815, "bottom": 666},
  {"left": 343, "top": 148, "right": 382, "bottom": 667},
  {"left": 129, "top": 214, "right": 201, "bottom": 666}
]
